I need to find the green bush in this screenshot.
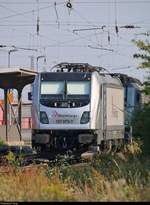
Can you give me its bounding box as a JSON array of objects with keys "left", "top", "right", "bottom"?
[
  {"left": 132, "top": 104, "right": 150, "bottom": 154},
  {"left": 6, "top": 151, "right": 24, "bottom": 168},
  {"left": 0, "top": 139, "right": 6, "bottom": 147}
]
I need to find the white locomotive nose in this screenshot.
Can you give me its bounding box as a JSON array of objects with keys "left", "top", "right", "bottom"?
[
  {"left": 47, "top": 105, "right": 90, "bottom": 128},
  {"left": 31, "top": 62, "right": 127, "bottom": 155}
]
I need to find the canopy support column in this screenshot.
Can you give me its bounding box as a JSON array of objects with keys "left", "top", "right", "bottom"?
[
  {"left": 18, "top": 89, "right": 22, "bottom": 141},
  {"left": 4, "top": 89, "right": 8, "bottom": 142}
]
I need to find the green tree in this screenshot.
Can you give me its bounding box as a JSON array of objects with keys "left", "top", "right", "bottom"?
[
  {"left": 132, "top": 37, "right": 150, "bottom": 97},
  {"left": 132, "top": 38, "right": 150, "bottom": 69},
  {"left": 132, "top": 35, "right": 150, "bottom": 154}
]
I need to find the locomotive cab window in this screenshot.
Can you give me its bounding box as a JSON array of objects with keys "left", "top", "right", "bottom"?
[
  {"left": 40, "top": 78, "right": 91, "bottom": 107},
  {"left": 67, "top": 81, "right": 90, "bottom": 99},
  {"left": 41, "top": 81, "right": 65, "bottom": 95}
]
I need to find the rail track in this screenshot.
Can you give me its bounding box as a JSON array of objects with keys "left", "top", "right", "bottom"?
[
  {"left": 0, "top": 139, "right": 126, "bottom": 172},
  {"left": 0, "top": 144, "right": 92, "bottom": 169}
]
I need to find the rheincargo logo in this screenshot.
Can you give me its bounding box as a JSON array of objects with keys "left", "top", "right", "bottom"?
[{"left": 51, "top": 111, "right": 77, "bottom": 118}]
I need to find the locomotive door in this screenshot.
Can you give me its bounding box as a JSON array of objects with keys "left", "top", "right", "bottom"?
[{"left": 103, "top": 83, "right": 124, "bottom": 140}]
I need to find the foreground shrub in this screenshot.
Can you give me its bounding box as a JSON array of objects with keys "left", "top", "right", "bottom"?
[{"left": 132, "top": 104, "right": 150, "bottom": 154}]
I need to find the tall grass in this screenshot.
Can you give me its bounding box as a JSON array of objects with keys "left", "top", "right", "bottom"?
[
  {"left": 0, "top": 165, "right": 74, "bottom": 202},
  {"left": 0, "top": 141, "right": 150, "bottom": 201}
]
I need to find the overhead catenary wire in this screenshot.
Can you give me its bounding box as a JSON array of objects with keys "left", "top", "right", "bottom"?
[
  {"left": 72, "top": 7, "right": 97, "bottom": 28},
  {"left": 73, "top": 26, "right": 106, "bottom": 32},
  {"left": 70, "top": 6, "right": 116, "bottom": 52},
  {"left": 0, "top": 17, "right": 139, "bottom": 60},
  {"left": 0, "top": 23, "right": 148, "bottom": 28},
  {"left": 88, "top": 45, "right": 114, "bottom": 52},
  {"left": 49, "top": 3, "right": 140, "bottom": 63},
  {"left": 67, "top": 4, "right": 135, "bottom": 54},
  {"left": 69, "top": 4, "right": 132, "bottom": 48},
  {"left": 44, "top": 32, "right": 104, "bottom": 48},
  {"left": 0, "top": 0, "right": 148, "bottom": 78},
  {"left": 0, "top": 1, "right": 150, "bottom": 4},
  {"left": 0, "top": 43, "right": 135, "bottom": 48},
  {"left": 0, "top": 4, "right": 31, "bottom": 21},
  {"left": 0, "top": 19, "right": 149, "bottom": 25},
  {"left": 0, "top": 1, "right": 64, "bottom": 21}
]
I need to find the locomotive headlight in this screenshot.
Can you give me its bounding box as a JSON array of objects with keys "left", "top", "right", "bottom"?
[
  {"left": 40, "top": 111, "right": 49, "bottom": 124},
  {"left": 80, "top": 111, "right": 90, "bottom": 124}
]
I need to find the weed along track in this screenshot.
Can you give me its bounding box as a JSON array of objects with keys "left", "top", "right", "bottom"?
[
  {"left": 0, "top": 143, "right": 120, "bottom": 171},
  {"left": 0, "top": 140, "right": 129, "bottom": 175},
  {"left": 0, "top": 144, "right": 94, "bottom": 169}
]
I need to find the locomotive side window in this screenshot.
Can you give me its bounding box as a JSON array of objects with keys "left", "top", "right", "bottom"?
[{"left": 136, "top": 92, "right": 140, "bottom": 104}]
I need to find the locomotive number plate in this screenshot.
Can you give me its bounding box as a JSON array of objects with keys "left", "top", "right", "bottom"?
[{"left": 56, "top": 119, "right": 73, "bottom": 124}]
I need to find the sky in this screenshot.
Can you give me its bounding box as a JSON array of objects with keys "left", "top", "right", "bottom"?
[{"left": 0, "top": 0, "right": 150, "bottom": 90}]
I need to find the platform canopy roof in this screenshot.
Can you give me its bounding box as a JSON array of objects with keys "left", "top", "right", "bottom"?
[{"left": 0, "top": 68, "right": 37, "bottom": 90}]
